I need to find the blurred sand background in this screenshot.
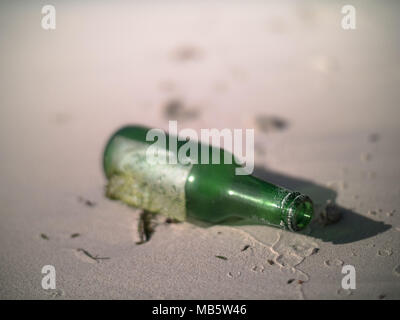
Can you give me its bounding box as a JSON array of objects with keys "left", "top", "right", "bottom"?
[{"left": 0, "top": 0, "right": 399, "bottom": 299}]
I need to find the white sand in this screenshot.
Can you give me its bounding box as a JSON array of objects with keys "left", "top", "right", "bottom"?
[{"left": 0, "top": 0, "right": 399, "bottom": 299}]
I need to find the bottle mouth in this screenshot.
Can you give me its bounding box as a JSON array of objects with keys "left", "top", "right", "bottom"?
[{"left": 283, "top": 193, "right": 314, "bottom": 231}]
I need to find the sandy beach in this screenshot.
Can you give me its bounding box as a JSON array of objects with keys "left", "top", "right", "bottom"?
[{"left": 0, "top": 0, "right": 399, "bottom": 299}]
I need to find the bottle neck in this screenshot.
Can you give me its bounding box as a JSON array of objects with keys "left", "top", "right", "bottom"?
[
  {"left": 185, "top": 165, "right": 313, "bottom": 231},
  {"left": 227, "top": 174, "right": 313, "bottom": 231}
]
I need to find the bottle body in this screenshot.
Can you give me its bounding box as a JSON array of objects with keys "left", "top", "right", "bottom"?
[{"left": 103, "top": 125, "right": 313, "bottom": 231}]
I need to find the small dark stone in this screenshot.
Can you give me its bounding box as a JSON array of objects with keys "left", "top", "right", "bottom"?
[
  {"left": 78, "top": 196, "right": 96, "bottom": 207},
  {"left": 40, "top": 233, "right": 49, "bottom": 240},
  {"left": 318, "top": 201, "right": 342, "bottom": 226},
  {"left": 311, "top": 248, "right": 320, "bottom": 255},
  {"left": 255, "top": 115, "right": 288, "bottom": 133},
  {"left": 165, "top": 218, "right": 180, "bottom": 224},
  {"left": 163, "top": 99, "right": 198, "bottom": 120}
]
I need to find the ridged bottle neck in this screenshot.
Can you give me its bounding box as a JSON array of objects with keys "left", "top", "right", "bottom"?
[{"left": 227, "top": 174, "right": 314, "bottom": 231}]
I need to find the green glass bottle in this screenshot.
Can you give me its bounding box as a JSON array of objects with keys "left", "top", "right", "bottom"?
[{"left": 103, "top": 125, "right": 313, "bottom": 231}]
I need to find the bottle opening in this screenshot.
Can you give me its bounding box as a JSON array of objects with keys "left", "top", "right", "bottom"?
[
  {"left": 285, "top": 194, "right": 314, "bottom": 231},
  {"left": 294, "top": 197, "right": 313, "bottom": 230}
]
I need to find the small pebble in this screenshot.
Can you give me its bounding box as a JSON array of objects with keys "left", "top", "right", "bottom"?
[
  {"left": 78, "top": 196, "right": 96, "bottom": 207},
  {"left": 40, "top": 233, "right": 49, "bottom": 240},
  {"left": 318, "top": 201, "right": 342, "bottom": 226},
  {"left": 311, "top": 248, "right": 320, "bottom": 255},
  {"left": 163, "top": 99, "right": 198, "bottom": 120},
  {"left": 254, "top": 115, "right": 288, "bottom": 133}
]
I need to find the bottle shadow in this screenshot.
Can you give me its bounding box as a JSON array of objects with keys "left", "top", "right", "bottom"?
[{"left": 249, "top": 166, "right": 391, "bottom": 244}]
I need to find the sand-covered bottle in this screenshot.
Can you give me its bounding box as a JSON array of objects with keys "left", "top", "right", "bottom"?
[{"left": 103, "top": 125, "right": 313, "bottom": 231}]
